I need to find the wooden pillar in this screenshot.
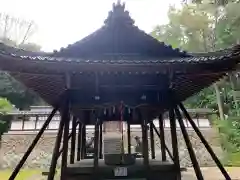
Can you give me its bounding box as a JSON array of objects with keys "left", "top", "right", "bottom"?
[
  {"left": 57, "top": 132, "right": 72, "bottom": 159},
  {"left": 175, "top": 107, "right": 203, "bottom": 180},
  {"left": 93, "top": 118, "right": 100, "bottom": 169},
  {"left": 179, "top": 103, "right": 231, "bottom": 180},
  {"left": 159, "top": 114, "right": 166, "bottom": 161},
  {"left": 169, "top": 108, "right": 180, "bottom": 171},
  {"left": 70, "top": 116, "right": 77, "bottom": 164},
  {"left": 140, "top": 110, "right": 149, "bottom": 166},
  {"left": 47, "top": 108, "right": 65, "bottom": 180},
  {"left": 61, "top": 73, "right": 71, "bottom": 180},
  {"left": 99, "top": 122, "right": 103, "bottom": 159},
  {"left": 22, "top": 115, "right": 25, "bottom": 130},
  {"left": 149, "top": 122, "right": 155, "bottom": 159},
  {"left": 151, "top": 122, "right": 174, "bottom": 161},
  {"left": 81, "top": 123, "right": 86, "bottom": 159},
  {"left": 77, "top": 121, "right": 82, "bottom": 161},
  {"left": 127, "top": 121, "right": 131, "bottom": 154},
  {"left": 35, "top": 115, "right": 39, "bottom": 130},
  {"left": 214, "top": 83, "right": 225, "bottom": 120},
  {"left": 9, "top": 105, "right": 59, "bottom": 180},
  {"left": 60, "top": 95, "right": 71, "bottom": 180}
]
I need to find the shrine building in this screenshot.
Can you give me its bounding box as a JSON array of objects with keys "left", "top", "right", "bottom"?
[{"left": 0, "top": 1, "right": 239, "bottom": 180}]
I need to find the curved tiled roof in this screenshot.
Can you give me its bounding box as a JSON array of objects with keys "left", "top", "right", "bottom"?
[
  {"left": 0, "top": 1, "right": 239, "bottom": 123},
  {"left": 51, "top": 1, "right": 189, "bottom": 59}
]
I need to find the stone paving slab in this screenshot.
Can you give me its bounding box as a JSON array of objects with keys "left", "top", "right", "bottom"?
[
  {"left": 24, "top": 167, "right": 240, "bottom": 180},
  {"left": 183, "top": 167, "right": 240, "bottom": 180}
]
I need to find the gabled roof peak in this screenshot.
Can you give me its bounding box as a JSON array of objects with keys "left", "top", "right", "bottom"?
[{"left": 104, "top": 0, "right": 134, "bottom": 26}]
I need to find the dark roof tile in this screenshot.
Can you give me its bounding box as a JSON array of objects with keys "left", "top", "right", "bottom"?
[
  {"left": 0, "top": 49, "right": 238, "bottom": 66},
  {"left": 50, "top": 2, "right": 190, "bottom": 60}
]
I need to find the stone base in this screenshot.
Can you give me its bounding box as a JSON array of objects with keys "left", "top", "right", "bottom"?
[
  {"left": 66, "top": 159, "right": 179, "bottom": 180},
  {"left": 0, "top": 128, "right": 223, "bottom": 169}
]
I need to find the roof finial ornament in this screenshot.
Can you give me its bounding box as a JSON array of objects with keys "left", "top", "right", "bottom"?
[
  {"left": 105, "top": 0, "right": 134, "bottom": 26},
  {"left": 117, "top": 0, "right": 121, "bottom": 5}
]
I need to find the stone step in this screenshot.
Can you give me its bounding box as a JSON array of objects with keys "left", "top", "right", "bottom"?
[{"left": 103, "top": 132, "right": 123, "bottom": 155}]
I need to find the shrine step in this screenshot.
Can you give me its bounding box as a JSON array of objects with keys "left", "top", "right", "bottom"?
[{"left": 103, "top": 132, "right": 123, "bottom": 155}]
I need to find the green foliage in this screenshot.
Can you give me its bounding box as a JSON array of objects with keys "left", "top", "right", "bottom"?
[
  {"left": 0, "top": 13, "right": 43, "bottom": 109},
  {"left": 0, "top": 72, "right": 43, "bottom": 109},
  {"left": 151, "top": 0, "right": 240, "bottom": 111},
  {"left": 185, "top": 87, "right": 217, "bottom": 108},
  {"left": 213, "top": 117, "right": 240, "bottom": 166},
  {"left": 0, "top": 115, "right": 11, "bottom": 136},
  {"left": 152, "top": 0, "right": 240, "bottom": 165},
  {"left": 0, "top": 97, "right": 12, "bottom": 114},
  {"left": 0, "top": 98, "right": 13, "bottom": 136},
  {"left": 215, "top": 2, "right": 240, "bottom": 48},
  {"left": 151, "top": 3, "right": 213, "bottom": 52}
]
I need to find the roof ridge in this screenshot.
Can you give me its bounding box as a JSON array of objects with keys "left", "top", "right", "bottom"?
[
  {"left": 0, "top": 42, "right": 47, "bottom": 56},
  {"left": 190, "top": 44, "right": 240, "bottom": 57}
]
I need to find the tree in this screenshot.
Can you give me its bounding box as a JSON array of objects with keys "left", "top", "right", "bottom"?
[
  {"left": 151, "top": 0, "right": 240, "bottom": 164},
  {"left": 0, "top": 97, "right": 13, "bottom": 114},
  {"left": 0, "top": 13, "right": 38, "bottom": 46},
  {"left": 0, "top": 98, "right": 13, "bottom": 136},
  {"left": 0, "top": 72, "right": 43, "bottom": 109},
  {"left": 0, "top": 13, "right": 43, "bottom": 108},
  {"left": 151, "top": 4, "right": 213, "bottom": 52},
  {"left": 151, "top": 0, "right": 240, "bottom": 117}
]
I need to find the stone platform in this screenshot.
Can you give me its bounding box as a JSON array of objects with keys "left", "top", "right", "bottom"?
[{"left": 65, "top": 159, "right": 179, "bottom": 180}]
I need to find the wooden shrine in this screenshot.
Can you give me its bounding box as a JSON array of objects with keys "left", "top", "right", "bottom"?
[{"left": 0, "top": 1, "right": 239, "bottom": 180}]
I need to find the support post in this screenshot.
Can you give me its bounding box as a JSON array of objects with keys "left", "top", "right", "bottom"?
[
  {"left": 141, "top": 111, "right": 149, "bottom": 166},
  {"left": 9, "top": 106, "right": 59, "bottom": 180},
  {"left": 159, "top": 114, "right": 166, "bottom": 161},
  {"left": 35, "top": 115, "right": 39, "bottom": 130},
  {"left": 93, "top": 118, "right": 100, "bottom": 169},
  {"left": 70, "top": 116, "right": 77, "bottom": 164},
  {"left": 60, "top": 95, "right": 71, "bottom": 180},
  {"left": 149, "top": 122, "right": 155, "bottom": 159},
  {"left": 127, "top": 121, "right": 131, "bottom": 154},
  {"left": 99, "top": 122, "right": 103, "bottom": 159},
  {"left": 179, "top": 103, "right": 231, "bottom": 180},
  {"left": 77, "top": 121, "right": 82, "bottom": 161},
  {"left": 151, "top": 123, "right": 174, "bottom": 161},
  {"left": 58, "top": 132, "right": 73, "bottom": 158},
  {"left": 47, "top": 109, "right": 65, "bottom": 180},
  {"left": 175, "top": 107, "right": 203, "bottom": 180},
  {"left": 169, "top": 108, "right": 180, "bottom": 171},
  {"left": 81, "top": 123, "right": 86, "bottom": 159},
  {"left": 81, "top": 112, "right": 87, "bottom": 159}
]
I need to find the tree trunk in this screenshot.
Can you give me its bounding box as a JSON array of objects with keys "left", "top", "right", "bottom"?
[
  {"left": 214, "top": 83, "right": 225, "bottom": 120},
  {"left": 229, "top": 73, "right": 240, "bottom": 116}
]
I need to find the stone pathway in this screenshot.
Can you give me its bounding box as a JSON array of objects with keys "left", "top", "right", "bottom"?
[
  {"left": 26, "top": 174, "right": 45, "bottom": 180},
  {"left": 24, "top": 167, "right": 240, "bottom": 180},
  {"left": 183, "top": 167, "right": 240, "bottom": 180}
]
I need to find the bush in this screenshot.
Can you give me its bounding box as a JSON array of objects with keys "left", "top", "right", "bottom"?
[
  {"left": 0, "top": 97, "right": 13, "bottom": 136},
  {"left": 213, "top": 117, "right": 240, "bottom": 166},
  {"left": 0, "top": 97, "right": 13, "bottom": 114}
]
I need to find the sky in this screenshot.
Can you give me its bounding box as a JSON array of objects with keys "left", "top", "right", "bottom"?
[{"left": 0, "top": 0, "right": 181, "bottom": 52}]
